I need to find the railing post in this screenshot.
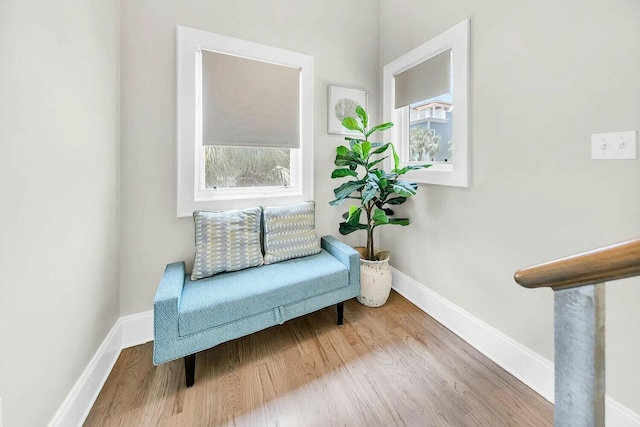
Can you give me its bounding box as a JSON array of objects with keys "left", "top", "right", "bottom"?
[{"left": 554, "top": 283, "right": 605, "bottom": 427}]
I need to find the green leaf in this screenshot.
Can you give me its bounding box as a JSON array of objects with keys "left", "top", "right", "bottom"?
[
  {"left": 361, "top": 140, "right": 371, "bottom": 158},
  {"left": 407, "top": 163, "right": 431, "bottom": 170},
  {"left": 371, "top": 143, "right": 391, "bottom": 155},
  {"left": 366, "top": 122, "right": 393, "bottom": 137},
  {"left": 339, "top": 222, "right": 368, "bottom": 235},
  {"left": 355, "top": 105, "right": 368, "bottom": 130},
  {"left": 395, "top": 163, "right": 431, "bottom": 175},
  {"left": 351, "top": 141, "right": 363, "bottom": 157},
  {"left": 374, "top": 200, "right": 395, "bottom": 217},
  {"left": 389, "top": 218, "right": 410, "bottom": 226},
  {"left": 362, "top": 184, "right": 377, "bottom": 205},
  {"left": 396, "top": 180, "right": 418, "bottom": 191},
  {"left": 391, "top": 143, "right": 400, "bottom": 171},
  {"left": 390, "top": 182, "right": 417, "bottom": 197},
  {"left": 367, "top": 156, "right": 389, "bottom": 170},
  {"left": 333, "top": 179, "right": 366, "bottom": 202},
  {"left": 385, "top": 196, "right": 407, "bottom": 205},
  {"left": 334, "top": 152, "right": 365, "bottom": 167},
  {"left": 346, "top": 205, "right": 362, "bottom": 225},
  {"left": 369, "top": 171, "right": 387, "bottom": 189},
  {"left": 372, "top": 208, "right": 390, "bottom": 226},
  {"left": 393, "top": 166, "right": 409, "bottom": 176},
  {"left": 331, "top": 168, "right": 358, "bottom": 179},
  {"left": 331, "top": 196, "right": 361, "bottom": 206},
  {"left": 371, "top": 169, "right": 386, "bottom": 179},
  {"left": 342, "top": 117, "right": 363, "bottom": 133},
  {"left": 374, "top": 122, "right": 394, "bottom": 131}
]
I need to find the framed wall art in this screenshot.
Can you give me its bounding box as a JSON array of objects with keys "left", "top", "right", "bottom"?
[{"left": 327, "top": 85, "right": 369, "bottom": 135}]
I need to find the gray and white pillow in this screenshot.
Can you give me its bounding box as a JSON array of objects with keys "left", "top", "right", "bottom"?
[
  {"left": 191, "top": 207, "right": 264, "bottom": 280},
  {"left": 262, "top": 201, "right": 321, "bottom": 264}
]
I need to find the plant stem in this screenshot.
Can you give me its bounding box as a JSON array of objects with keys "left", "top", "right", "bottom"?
[{"left": 365, "top": 201, "right": 374, "bottom": 261}]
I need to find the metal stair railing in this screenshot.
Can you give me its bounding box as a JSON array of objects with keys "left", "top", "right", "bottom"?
[{"left": 514, "top": 238, "right": 640, "bottom": 427}]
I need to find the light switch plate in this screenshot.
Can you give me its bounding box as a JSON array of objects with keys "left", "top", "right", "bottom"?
[{"left": 591, "top": 131, "right": 637, "bottom": 159}]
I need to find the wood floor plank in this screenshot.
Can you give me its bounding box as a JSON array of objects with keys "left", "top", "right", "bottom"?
[{"left": 84, "top": 291, "right": 553, "bottom": 426}]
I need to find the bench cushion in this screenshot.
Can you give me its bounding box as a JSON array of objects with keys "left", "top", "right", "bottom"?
[{"left": 178, "top": 249, "right": 349, "bottom": 337}]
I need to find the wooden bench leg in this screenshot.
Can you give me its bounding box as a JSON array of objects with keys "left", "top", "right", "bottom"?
[
  {"left": 185, "top": 354, "right": 196, "bottom": 388},
  {"left": 337, "top": 301, "right": 344, "bottom": 326}
]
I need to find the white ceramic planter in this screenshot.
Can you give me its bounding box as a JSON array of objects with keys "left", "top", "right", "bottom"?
[{"left": 355, "top": 248, "right": 392, "bottom": 307}]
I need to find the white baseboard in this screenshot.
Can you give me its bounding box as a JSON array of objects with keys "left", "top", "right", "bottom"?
[
  {"left": 606, "top": 397, "right": 640, "bottom": 427},
  {"left": 48, "top": 310, "right": 153, "bottom": 427},
  {"left": 391, "top": 267, "right": 640, "bottom": 427},
  {"left": 120, "top": 310, "right": 154, "bottom": 350}
]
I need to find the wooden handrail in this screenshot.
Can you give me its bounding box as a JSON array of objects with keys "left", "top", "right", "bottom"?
[{"left": 514, "top": 237, "right": 640, "bottom": 290}]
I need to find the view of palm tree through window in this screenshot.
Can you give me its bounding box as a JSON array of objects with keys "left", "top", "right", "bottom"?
[
  {"left": 408, "top": 96, "right": 453, "bottom": 163},
  {"left": 204, "top": 146, "right": 291, "bottom": 189}
]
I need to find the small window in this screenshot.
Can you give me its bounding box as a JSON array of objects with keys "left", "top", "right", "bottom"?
[
  {"left": 383, "top": 20, "right": 469, "bottom": 187},
  {"left": 177, "top": 26, "right": 314, "bottom": 216}
]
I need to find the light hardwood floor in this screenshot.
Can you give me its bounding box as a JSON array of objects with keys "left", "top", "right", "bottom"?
[{"left": 84, "top": 291, "right": 552, "bottom": 426}]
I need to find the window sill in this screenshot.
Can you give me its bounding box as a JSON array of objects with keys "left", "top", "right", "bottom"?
[
  {"left": 178, "top": 190, "right": 309, "bottom": 217},
  {"left": 403, "top": 162, "right": 468, "bottom": 187}
]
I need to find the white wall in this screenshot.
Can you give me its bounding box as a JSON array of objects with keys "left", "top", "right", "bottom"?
[
  {"left": 0, "top": 0, "right": 120, "bottom": 426},
  {"left": 379, "top": 0, "right": 640, "bottom": 413},
  {"left": 119, "top": 0, "right": 380, "bottom": 315}
]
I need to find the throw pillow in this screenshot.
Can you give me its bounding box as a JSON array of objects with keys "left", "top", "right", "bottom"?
[
  {"left": 262, "top": 201, "right": 321, "bottom": 264},
  {"left": 191, "top": 207, "right": 264, "bottom": 280}
]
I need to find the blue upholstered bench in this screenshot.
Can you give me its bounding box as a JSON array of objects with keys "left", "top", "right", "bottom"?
[{"left": 153, "top": 235, "right": 360, "bottom": 387}]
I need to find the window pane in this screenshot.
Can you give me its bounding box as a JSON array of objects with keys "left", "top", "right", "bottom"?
[
  {"left": 406, "top": 95, "right": 453, "bottom": 163},
  {"left": 204, "top": 146, "right": 291, "bottom": 189}
]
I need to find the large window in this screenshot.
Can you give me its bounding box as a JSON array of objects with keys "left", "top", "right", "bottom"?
[
  {"left": 177, "top": 26, "right": 314, "bottom": 216},
  {"left": 383, "top": 20, "right": 469, "bottom": 187}
]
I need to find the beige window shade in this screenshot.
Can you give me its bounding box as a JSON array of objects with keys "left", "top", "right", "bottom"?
[
  {"left": 202, "top": 50, "right": 300, "bottom": 148},
  {"left": 394, "top": 49, "right": 451, "bottom": 109}
]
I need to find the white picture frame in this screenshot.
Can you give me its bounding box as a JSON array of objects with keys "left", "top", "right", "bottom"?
[{"left": 327, "top": 85, "right": 369, "bottom": 135}]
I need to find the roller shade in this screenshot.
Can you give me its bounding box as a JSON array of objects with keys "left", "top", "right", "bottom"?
[
  {"left": 202, "top": 50, "right": 300, "bottom": 148},
  {"left": 394, "top": 49, "right": 451, "bottom": 109}
]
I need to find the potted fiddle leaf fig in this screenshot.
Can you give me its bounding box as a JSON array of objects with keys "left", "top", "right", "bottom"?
[{"left": 330, "top": 105, "right": 429, "bottom": 306}]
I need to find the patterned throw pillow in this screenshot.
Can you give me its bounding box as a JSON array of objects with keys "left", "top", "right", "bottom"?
[
  {"left": 191, "top": 207, "right": 264, "bottom": 280},
  {"left": 262, "top": 201, "right": 321, "bottom": 264}
]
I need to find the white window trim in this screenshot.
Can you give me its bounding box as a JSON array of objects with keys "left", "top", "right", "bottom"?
[
  {"left": 176, "top": 26, "right": 314, "bottom": 217},
  {"left": 383, "top": 19, "right": 470, "bottom": 187}
]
